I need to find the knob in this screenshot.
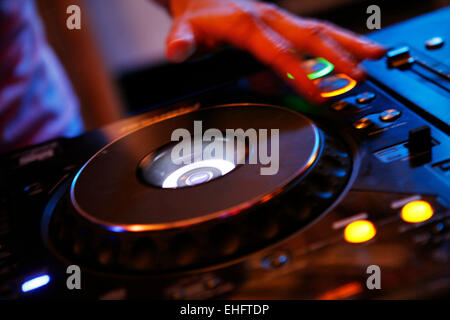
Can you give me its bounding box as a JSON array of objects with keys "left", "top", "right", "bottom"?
[
  {"left": 379, "top": 109, "right": 401, "bottom": 122},
  {"left": 355, "top": 92, "right": 376, "bottom": 104},
  {"left": 353, "top": 117, "right": 374, "bottom": 130},
  {"left": 425, "top": 36, "right": 444, "bottom": 50}
]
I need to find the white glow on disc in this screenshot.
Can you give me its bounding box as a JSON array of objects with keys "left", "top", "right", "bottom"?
[{"left": 162, "top": 159, "right": 236, "bottom": 189}]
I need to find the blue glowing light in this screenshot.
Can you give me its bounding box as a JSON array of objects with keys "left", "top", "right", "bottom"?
[
  {"left": 21, "top": 275, "right": 51, "bottom": 292},
  {"left": 278, "top": 255, "right": 288, "bottom": 264},
  {"left": 108, "top": 226, "right": 126, "bottom": 233}
]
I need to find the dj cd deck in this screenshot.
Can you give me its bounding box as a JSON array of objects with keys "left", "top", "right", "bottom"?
[{"left": 1, "top": 8, "right": 449, "bottom": 299}]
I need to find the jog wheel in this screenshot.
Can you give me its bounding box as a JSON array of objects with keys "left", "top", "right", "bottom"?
[{"left": 44, "top": 104, "right": 353, "bottom": 274}]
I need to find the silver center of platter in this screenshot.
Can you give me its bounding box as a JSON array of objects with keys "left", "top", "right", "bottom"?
[{"left": 138, "top": 136, "right": 251, "bottom": 189}]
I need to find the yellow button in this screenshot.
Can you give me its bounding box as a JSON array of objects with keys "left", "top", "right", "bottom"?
[
  {"left": 401, "top": 200, "right": 434, "bottom": 223},
  {"left": 344, "top": 220, "right": 376, "bottom": 243}
]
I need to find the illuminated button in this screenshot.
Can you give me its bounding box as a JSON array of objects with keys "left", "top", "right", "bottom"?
[
  {"left": 344, "top": 220, "right": 376, "bottom": 243},
  {"left": 315, "top": 74, "right": 357, "bottom": 98},
  {"left": 353, "top": 117, "right": 373, "bottom": 130},
  {"left": 21, "top": 274, "right": 51, "bottom": 293},
  {"left": 379, "top": 109, "right": 401, "bottom": 122},
  {"left": 425, "top": 37, "right": 444, "bottom": 50},
  {"left": 318, "top": 282, "right": 362, "bottom": 300},
  {"left": 331, "top": 100, "right": 351, "bottom": 111},
  {"left": 356, "top": 92, "right": 376, "bottom": 104},
  {"left": 302, "top": 57, "right": 335, "bottom": 80},
  {"left": 401, "top": 200, "right": 434, "bottom": 223},
  {"left": 262, "top": 251, "right": 290, "bottom": 269}
]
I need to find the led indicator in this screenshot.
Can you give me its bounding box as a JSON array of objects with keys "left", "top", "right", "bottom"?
[
  {"left": 316, "top": 74, "right": 357, "bottom": 98},
  {"left": 127, "top": 225, "right": 149, "bottom": 232},
  {"left": 21, "top": 274, "right": 51, "bottom": 293},
  {"left": 318, "top": 282, "right": 363, "bottom": 300},
  {"left": 306, "top": 57, "right": 334, "bottom": 80},
  {"left": 401, "top": 200, "right": 434, "bottom": 223},
  {"left": 344, "top": 220, "right": 376, "bottom": 243},
  {"left": 286, "top": 58, "right": 335, "bottom": 81},
  {"left": 109, "top": 226, "right": 126, "bottom": 233}
]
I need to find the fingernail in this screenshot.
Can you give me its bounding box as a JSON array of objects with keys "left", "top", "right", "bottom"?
[{"left": 168, "top": 39, "right": 195, "bottom": 63}]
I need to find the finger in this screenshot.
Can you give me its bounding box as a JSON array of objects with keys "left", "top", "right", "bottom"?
[
  {"left": 219, "top": 19, "right": 324, "bottom": 103},
  {"left": 258, "top": 4, "right": 385, "bottom": 60},
  {"left": 299, "top": 29, "right": 367, "bottom": 81},
  {"left": 166, "top": 19, "right": 197, "bottom": 63},
  {"left": 305, "top": 19, "right": 386, "bottom": 60},
  {"left": 257, "top": 8, "right": 364, "bottom": 80}
]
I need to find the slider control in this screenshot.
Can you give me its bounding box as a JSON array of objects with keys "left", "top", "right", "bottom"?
[
  {"left": 387, "top": 46, "right": 415, "bottom": 68},
  {"left": 408, "top": 125, "right": 432, "bottom": 155},
  {"left": 408, "top": 126, "right": 433, "bottom": 166}
]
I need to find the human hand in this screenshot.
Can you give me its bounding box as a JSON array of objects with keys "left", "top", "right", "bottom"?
[{"left": 164, "top": 0, "right": 386, "bottom": 103}]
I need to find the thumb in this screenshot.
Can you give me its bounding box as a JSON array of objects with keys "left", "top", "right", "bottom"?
[{"left": 166, "top": 20, "right": 197, "bottom": 63}]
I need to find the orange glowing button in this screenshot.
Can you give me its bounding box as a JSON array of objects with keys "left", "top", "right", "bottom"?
[
  {"left": 401, "top": 200, "right": 434, "bottom": 223},
  {"left": 318, "top": 282, "right": 363, "bottom": 300},
  {"left": 127, "top": 225, "right": 148, "bottom": 232},
  {"left": 314, "top": 74, "right": 357, "bottom": 98},
  {"left": 344, "top": 220, "right": 376, "bottom": 243}
]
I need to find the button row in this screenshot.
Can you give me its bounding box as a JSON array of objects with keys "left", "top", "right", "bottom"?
[
  {"left": 331, "top": 91, "right": 376, "bottom": 111},
  {"left": 352, "top": 109, "right": 402, "bottom": 130}
]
